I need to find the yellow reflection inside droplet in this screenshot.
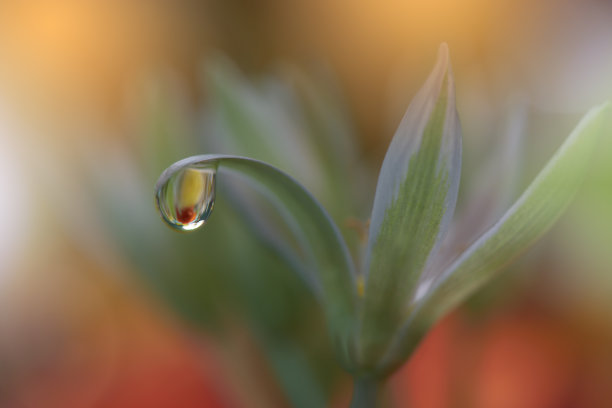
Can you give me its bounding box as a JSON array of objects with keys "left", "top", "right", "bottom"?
[{"left": 177, "top": 168, "right": 205, "bottom": 209}]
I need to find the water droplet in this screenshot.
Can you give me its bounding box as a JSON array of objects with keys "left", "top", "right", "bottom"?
[{"left": 156, "top": 165, "right": 216, "bottom": 231}]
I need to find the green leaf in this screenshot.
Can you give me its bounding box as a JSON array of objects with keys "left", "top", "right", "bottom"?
[
  {"left": 358, "top": 44, "right": 462, "bottom": 368},
  {"left": 420, "top": 99, "right": 527, "bottom": 287},
  {"left": 204, "top": 60, "right": 325, "bottom": 192},
  {"left": 381, "top": 102, "right": 610, "bottom": 374},
  {"left": 205, "top": 60, "right": 365, "bottom": 261},
  {"left": 422, "top": 102, "right": 609, "bottom": 320},
  {"left": 155, "top": 154, "right": 358, "bottom": 365}
]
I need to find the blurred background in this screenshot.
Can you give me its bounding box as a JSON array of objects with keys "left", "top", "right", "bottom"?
[{"left": 1, "top": 0, "right": 612, "bottom": 407}]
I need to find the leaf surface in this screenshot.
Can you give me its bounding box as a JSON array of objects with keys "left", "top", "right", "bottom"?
[
  {"left": 359, "top": 44, "right": 462, "bottom": 367},
  {"left": 156, "top": 154, "right": 358, "bottom": 364},
  {"left": 381, "top": 102, "right": 610, "bottom": 374}
]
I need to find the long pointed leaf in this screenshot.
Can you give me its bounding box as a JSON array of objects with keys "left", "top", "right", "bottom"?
[
  {"left": 358, "top": 44, "right": 462, "bottom": 367},
  {"left": 423, "top": 102, "right": 609, "bottom": 320},
  {"left": 381, "top": 102, "right": 610, "bottom": 374}
]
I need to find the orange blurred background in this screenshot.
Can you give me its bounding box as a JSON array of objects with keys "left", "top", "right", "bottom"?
[{"left": 1, "top": 1, "right": 612, "bottom": 407}]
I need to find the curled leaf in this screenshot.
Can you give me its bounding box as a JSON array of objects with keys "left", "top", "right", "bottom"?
[{"left": 155, "top": 154, "right": 358, "bottom": 364}]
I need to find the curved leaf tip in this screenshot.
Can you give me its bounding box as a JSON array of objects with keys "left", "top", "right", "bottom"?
[{"left": 156, "top": 154, "right": 359, "bottom": 363}]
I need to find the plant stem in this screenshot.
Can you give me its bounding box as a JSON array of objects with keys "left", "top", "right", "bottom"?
[{"left": 350, "top": 377, "right": 381, "bottom": 408}]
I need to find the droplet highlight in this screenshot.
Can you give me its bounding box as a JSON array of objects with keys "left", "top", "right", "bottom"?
[{"left": 156, "top": 165, "right": 216, "bottom": 231}]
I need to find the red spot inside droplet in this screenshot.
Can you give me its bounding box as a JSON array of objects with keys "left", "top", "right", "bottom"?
[{"left": 176, "top": 206, "right": 196, "bottom": 224}]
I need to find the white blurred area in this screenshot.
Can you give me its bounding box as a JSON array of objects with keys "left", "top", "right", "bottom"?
[
  {"left": 0, "top": 104, "right": 32, "bottom": 288},
  {"left": 0, "top": 101, "right": 117, "bottom": 408},
  {"left": 510, "top": 0, "right": 612, "bottom": 113}
]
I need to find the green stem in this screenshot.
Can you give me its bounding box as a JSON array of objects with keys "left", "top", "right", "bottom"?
[{"left": 350, "top": 378, "right": 381, "bottom": 408}]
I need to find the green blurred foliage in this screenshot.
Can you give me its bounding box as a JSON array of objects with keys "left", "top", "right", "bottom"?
[{"left": 85, "top": 61, "right": 375, "bottom": 406}]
